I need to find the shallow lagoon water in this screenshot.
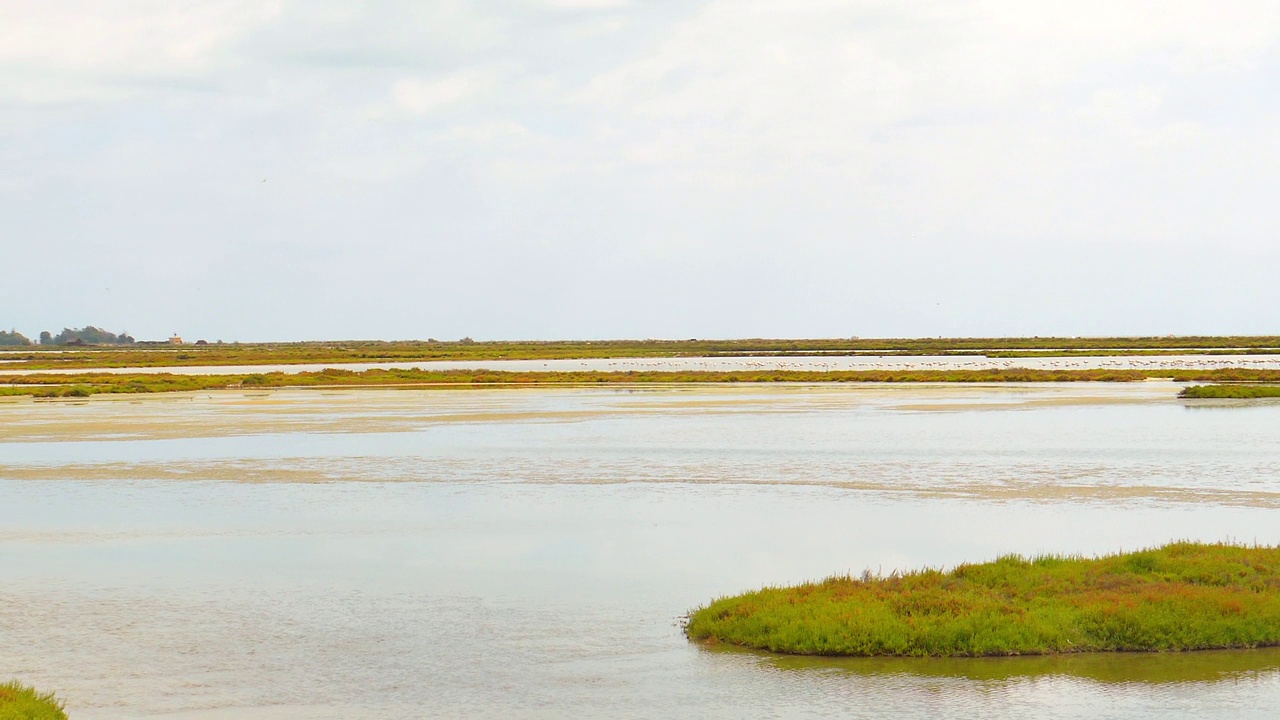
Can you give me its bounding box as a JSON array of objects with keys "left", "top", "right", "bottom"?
[
  {"left": 2, "top": 383, "right": 1280, "bottom": 718},
  {"left": 10, "top": 352, "right": 1280, "bottom": 375}
]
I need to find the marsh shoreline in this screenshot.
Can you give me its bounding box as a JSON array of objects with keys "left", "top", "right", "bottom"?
[
  {"left": 6, "top": 366, "right": 1280, "bottom": 398},
  {"left": 686, "top": 543, "right": 1280, "bottom": 658},
  {"left": 5, "top": 336, "right": 1280, "bottom": 371}
]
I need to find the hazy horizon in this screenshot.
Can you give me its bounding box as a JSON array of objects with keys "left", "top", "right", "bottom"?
[
  {"left": 4, "top": 1, "right": 1279, "bottom": 342},
  {"left": 5, "top": 328, "right": 1280, "bottom": 346}
]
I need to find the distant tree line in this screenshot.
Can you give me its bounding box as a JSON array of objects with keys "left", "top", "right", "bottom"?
[
  {"left": 0, "top": 326, "right": 136, "bottom": 346},
  {"left": 0, "top": 330, "right": 31, "bottom": 346},
  {"left": 44, "top": 326, "right": 136, "bottom": 345}
]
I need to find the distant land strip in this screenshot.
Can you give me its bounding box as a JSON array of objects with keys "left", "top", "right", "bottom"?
[
  {"left": 6, "top": 368, "right": 1280, "bottom": 398},
  {"left": 4, "top": 336, "right": 1280, "bottom": 370}
]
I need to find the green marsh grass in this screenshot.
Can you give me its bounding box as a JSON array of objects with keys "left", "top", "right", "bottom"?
[
  {"left": 1179, "top": 384, "right": 1280, "bottom": 399},
  {"left": 0, "top": 681, "right": 67, "bottom": 720},
  {"left": 4, "top": 367, "right": 1280, "bottom": 398},
  {"left": 685, "top": 543, "right": 1280, "bottom": 657},
  {"left": 4, "top": 336, "right": 1280, "bottom": 370}
]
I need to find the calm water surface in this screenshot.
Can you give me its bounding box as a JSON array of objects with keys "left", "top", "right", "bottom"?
[
  {"left": 2, "top": 383, "right": 1279, "bottom": 718},
  {"left": 12, "top": 353, "right": 1280, "bottom": 375}
]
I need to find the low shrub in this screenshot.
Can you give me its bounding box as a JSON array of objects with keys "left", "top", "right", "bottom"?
[
  {"left": 686, "top": 543, "right": 1280, "bottom": 657},
  {"left": 0, "top": 680, "right": 67, "bottom": 720}
]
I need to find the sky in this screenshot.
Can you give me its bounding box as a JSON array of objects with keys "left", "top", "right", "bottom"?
[{"left": 2, "top": 0, "right": 1279, "bottom": 342}]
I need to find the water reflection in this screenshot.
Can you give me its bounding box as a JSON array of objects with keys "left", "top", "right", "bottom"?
[
  {"left": 1182, "top": 399, "right": 1280, "bottom": 411},
  {"left": 703, "top": 642, "right": 1280, "bottom": 685}
]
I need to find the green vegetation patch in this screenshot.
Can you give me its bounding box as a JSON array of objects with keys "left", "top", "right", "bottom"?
[
  {"left": 1180, "top": 384, "right": 1280, "bottom": 399},
  {"left": 5, "top": 368, "right": 1280, "bottom": 398},
  {"left": 5, "top": 336, "right": 1280, "bottom": 370},
  {"left": 0, "top": 330, "right": 31, "bottom": 347},
  {"left": 0, "top": 681, "right": 67, "bottom": 720},
  {"left": 685, "top": 543, "right": 1280, "bottom": 657}
]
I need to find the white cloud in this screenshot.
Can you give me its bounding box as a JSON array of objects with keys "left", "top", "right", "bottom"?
[
  {"left": 3, "top": 0, "right": 1280, "bottom": 339},
  {"left": 539, "top": 0, "right": 630, "bottom": 9},
  {"left": 1080, "top": 87, "right": 1165, "bottom": 127},
  {"left": 547, "top": 0, "right": 1280, "bottom": 254},
  {"left": 575, "top": 0, "right": 1280, "bottom": 165},
  {"left": 390, "top": 72, "right": 487, "bottom": 115},
  {"left": 0, "top": 0, "right": 282, "bottom": 103}
]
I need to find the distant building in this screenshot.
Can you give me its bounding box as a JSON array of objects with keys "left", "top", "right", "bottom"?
[{"left": 169, "top": 335, "right": 183, "bottom": 345}]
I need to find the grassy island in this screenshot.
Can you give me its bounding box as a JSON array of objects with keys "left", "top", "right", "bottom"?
[
  {"left": 1180, "top": 384, "right": 1280, "bottom": 399},
  {"left": 686, "top": 543, "right": 1280, "bottom": 657},
  {"left": 0, "top": 681, "right": 67, "bottom": 720}
]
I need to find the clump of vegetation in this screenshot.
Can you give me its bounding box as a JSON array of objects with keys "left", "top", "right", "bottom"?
[
  {"left": 685, "top": 543, "right": 1280, "bottom": 657},
  {"left": 0, "top": 680, "right": 67, "bottom": 720},
  {"left": 1180, "top": 384, "right": 1280, "bottom": 399},
  {"left": 0, "top": 330, "right": 31, "bottom": 347},
  {"left": 4, "top": 367, "right": 1280, "bottom": 398},
  {"left": 38, "top": 326, "right": 134, "bottom": 346},
  {"left": 29, "top": 385, "right": 94, "bottom": 399}
]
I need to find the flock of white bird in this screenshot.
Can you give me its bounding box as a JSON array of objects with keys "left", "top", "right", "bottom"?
[{"left": 579, "top": 355, "right": 1280, "bottom": 372}]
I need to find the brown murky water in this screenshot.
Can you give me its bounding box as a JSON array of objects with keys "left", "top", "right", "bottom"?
[{"left": 2, "top": 383, "right": 1280, "bottom": 718}]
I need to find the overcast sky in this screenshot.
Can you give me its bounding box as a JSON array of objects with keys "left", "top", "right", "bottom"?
[{"left": 2, "top": 1, "right": 1278, "bottom": 342}]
